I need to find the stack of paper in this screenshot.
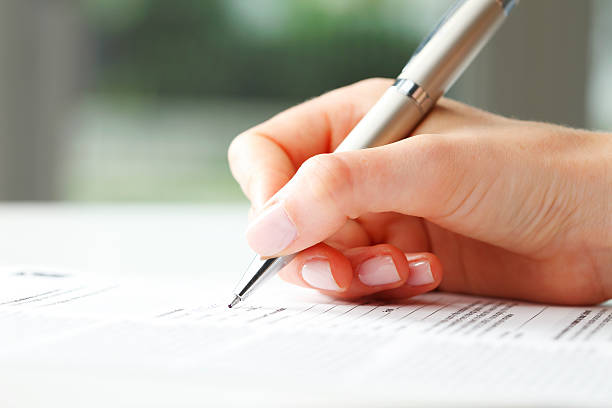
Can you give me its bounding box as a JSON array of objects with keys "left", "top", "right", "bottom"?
[{"left": 1, "top": 268, "right": 611, "bottom": 407}]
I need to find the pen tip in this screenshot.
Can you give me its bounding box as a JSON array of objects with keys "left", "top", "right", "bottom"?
[{"left": 228, "top": 295, "right": 241, "bottom": 309}]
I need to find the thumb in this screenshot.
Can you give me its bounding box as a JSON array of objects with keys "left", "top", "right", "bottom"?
[{"left": 245, "top": 132, "right": 530, "bottom": 257}]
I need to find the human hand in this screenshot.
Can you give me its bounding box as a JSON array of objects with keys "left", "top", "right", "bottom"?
[{"left": 228, "top": 78, "right": 612, "bottom": 305}]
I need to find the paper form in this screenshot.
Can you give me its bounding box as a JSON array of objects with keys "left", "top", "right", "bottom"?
[{"left": 1, "top": 269, "right": 611, "bottom": 407}]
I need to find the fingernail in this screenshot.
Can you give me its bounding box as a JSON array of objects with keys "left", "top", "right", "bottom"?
[
  {"left": 406, "top": 259, "right": 434, "bottom": 286},
  {"left": 246, "top": 202, "right": 297, "bottom": 256},
  {"left": 357, "top": 256, "right": 400, "bottom": 286},
  {"left": 301, "top": 259, "right": 341, "bottom": 291}
]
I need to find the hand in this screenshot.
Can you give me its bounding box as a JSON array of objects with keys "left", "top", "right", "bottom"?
[{"left": 228, "top": 78, "right": 612, "bottom": 305}]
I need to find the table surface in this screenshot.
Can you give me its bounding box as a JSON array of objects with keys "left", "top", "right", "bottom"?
[{"left": 0, "top": 203, "right": 253, "bottom": 286}]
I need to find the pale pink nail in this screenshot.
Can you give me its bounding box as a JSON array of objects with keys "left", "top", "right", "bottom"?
[
  {"left": 245, "top": 203, "right": 297, "bottom": 256},
  {"left": 357, "top": 256, "right": 400, "bottom": 286},
  {"left": 301, "top": 259, "right": 341, "bottom": 291},
  {"left": 406, "top": 258, "right": 434, "bottom": 286}
]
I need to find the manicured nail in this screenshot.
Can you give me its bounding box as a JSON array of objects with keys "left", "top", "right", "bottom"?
[
  {"left": 245, "top": 202, "right": 297, "bottom": 256},
  {"left": 406, "top": 258, "right": 434, "bottom": 286},
  {"left": 357, "top": 256, "right": 400, "bottom": 286},
  {"left": 301, "top": 259, "right": 341, "bottom": 291}
]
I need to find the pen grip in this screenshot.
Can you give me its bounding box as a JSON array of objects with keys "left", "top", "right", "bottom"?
[{"left": 334, "top": 87, "right": 424, "bottom": 153}]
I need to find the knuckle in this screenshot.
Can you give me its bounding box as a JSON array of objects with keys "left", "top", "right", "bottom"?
[
  {"left": 299, "top": 153, "right": 354, "bottom": 211},
  {"left": 356, "top": 77, "right": 392, "bottom": 89},
  {"left": 411, "top": 134, "right": 455, "bottom": 161},
  {"left": 326, "top": 78, "right": 391, "bottom": 101},
  {"left": 410, "top": 135, "right": 457, "bottom": 184},
  {"left": 227, "top": 132, "right": 247, "bottom": 164},
  {"left": 227, "top": 132, "right": 266, "bottom": 198},
  {"left": 406, "top": 135, "right": 467, "bottom": 217}
]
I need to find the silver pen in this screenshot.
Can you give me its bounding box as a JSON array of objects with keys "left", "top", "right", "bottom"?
[{"left": 229, "top": 0, "right": 518, "bottom": 308}]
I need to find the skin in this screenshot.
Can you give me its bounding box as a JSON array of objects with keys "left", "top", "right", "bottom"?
[{"left": 228, "top": 78, "right": 612, "bottom": 305}]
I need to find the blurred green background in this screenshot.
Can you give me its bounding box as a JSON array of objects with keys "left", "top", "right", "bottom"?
[
  {"left": 0, "top": 0, "right": 609, "bottom": 202},
  {"left": 70, "top": 0, "right": 433, "bottom": 202}
]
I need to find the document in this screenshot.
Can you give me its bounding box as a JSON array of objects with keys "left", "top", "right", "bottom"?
[{"left": 1, "top": 268, "right": 611, "bottom": 407}]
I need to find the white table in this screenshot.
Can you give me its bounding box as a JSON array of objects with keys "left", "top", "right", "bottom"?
[
  {"left": 0, "top": 203, "right": 252, "bottom": 284},
  {"left": 1, "top": 204, "right": 610, "bottom": 408}
]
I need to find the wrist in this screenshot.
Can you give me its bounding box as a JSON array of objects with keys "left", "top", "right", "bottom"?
[{"left": 577, "top": 130, "right": 612, "bottom": 301}]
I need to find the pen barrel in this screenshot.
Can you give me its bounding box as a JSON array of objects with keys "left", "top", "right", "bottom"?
[
  {"left": 335, "top": 0, "right": 516, "bottom": 153},
  {"left": 335, "top": 88, "right": 423, "bottom": 152},
  {"left": 399, "top": 0, "right": 513, "bottom": 102}
]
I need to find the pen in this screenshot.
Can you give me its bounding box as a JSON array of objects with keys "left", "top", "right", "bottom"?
[{"left": 229, "top": 0, "right": 518, "bottom": 308}]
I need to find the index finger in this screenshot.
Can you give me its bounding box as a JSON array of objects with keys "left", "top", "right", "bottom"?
[{"left": 227, "top": 78, "right": 392, "bottom": 209}]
